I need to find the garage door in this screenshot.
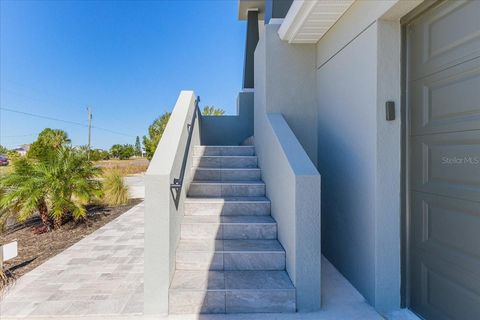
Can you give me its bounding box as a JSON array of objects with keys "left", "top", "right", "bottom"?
[{"left": 407, "top": 1, "right": 480, "bottom": 319}]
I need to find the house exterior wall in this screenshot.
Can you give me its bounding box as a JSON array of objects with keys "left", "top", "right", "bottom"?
[
  {"left": 254, "top": 23, "right": 321, "bottom": 312},
  {"left": 316, "top": 22, "right": 378, "bottom": 305},
  {"left": 314, "top": 0, "right": 422, "bottom": 314},
  {"left": 260, "top": 24, "right": 318, "bottom": 164}
]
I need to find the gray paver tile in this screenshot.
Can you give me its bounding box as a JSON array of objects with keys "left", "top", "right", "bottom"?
[{"left": 0, "top": 202, "right": 145, "bottom": 318}]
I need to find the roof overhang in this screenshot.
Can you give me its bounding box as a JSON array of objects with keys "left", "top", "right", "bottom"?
[
  {"left": 238, "top": 0, "right": 265, "bottom": 20},
  {"left": 278, "top": 0, "right": 355, "bottom": 43}
]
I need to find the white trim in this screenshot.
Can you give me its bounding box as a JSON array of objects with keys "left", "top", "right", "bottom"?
[
  {"left": 278, "top": 0, "right": 317, "bottom": 43},
  {"left": 278, "top": 0, "right": 355, "bottom": 44},
  {"left": 242, "top": 88, "right": 255, "bottom": 93},
  {"left": 268, "top": 18, "right": 284, "bottom": 25}
]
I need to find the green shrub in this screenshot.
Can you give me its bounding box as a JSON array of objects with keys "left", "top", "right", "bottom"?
[
  {"left": 0, "top": 147, "right": 102, "bottom": 230},
  {"left": 102, "top": 170, "right": 129, "bottom": 206},
  {"left": 110, "top": 144, "right": 135, "bottom": 160}
]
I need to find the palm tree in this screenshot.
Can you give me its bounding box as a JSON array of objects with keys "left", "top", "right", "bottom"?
[
  {"left": 202, "top": 106, "right": 225, "bottom": 116},
  {"left": 41, "top": 129, "right": 71, "bottom": 148},
  {"left": 27, "top": 128, "right": 71, "bottom": 160},
  {"left": 0, "top": 147, "right": 102, "bottom": 230}
]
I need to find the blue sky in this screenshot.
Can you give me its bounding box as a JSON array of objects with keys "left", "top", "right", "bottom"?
[{"left": 0, "top": 0, "right": 245, "bottom": 150}]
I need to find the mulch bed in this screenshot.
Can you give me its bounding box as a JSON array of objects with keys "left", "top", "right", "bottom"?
[{"left": 0, "top": 199, "right": 142, "bottom": 281}]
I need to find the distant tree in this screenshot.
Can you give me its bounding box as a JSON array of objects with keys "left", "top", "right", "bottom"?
[
  {"left": 143, "top": 112, "right": 171, "bottom": 160},
  {"left": 135, "top": 136, "right": 142, "bottom": 157},
  {"left": 28, "top": 128, "right": 71, "bottom": 160},
  {"left": 202, "top": 106, "right": 225, "bottom": 116},
  {"left": 110, "top": 144, "right": 135, "bottom": 160},
  {"left": 0, "top": 145, "right": 7, "bottom": 155},
  {"left": 89, "top": 149, "right": 110, "bottom": 161}
]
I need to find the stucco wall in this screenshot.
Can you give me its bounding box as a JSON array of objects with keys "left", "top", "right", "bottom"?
[
  {"left": 254, "top": 24, "right": 321, "bottom": 312},
  {"left": 262, "top": 24, "right": 318, "bottom": 165},
  {"left": 144, "top": 91, "right": 200, "bottom": 315},
  {"left": 200, "top": 91, "right": 253, "bottom": 146},
  {"left": 316, "top": 22, "right": 378, "bottom": 305},
  {"left": 313, "top": 0, "right": 418, "bottom": 312}
]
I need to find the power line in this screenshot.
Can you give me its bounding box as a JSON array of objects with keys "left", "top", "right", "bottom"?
[
  {"left": 1, "top": 107, "right": 87, "bottom": 127},
  {"left": 2, "top": 133, "right": 36, "bottom": 138},
  {"left": 0, "top": 106, "right": 136, "bottom": 138},
  {"left": 2, "top": 133, "right": 36, "bottom": 137}
]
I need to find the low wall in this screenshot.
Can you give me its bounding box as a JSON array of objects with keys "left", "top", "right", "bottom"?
[
  {"left": 144, "top": 91, "right": 200, "bottom": 315},
  {"left": 200, "top": 91, "right": 254, "bottom": 146}
]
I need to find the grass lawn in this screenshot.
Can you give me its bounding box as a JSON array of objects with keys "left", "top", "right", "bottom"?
[{"left": 95, "top": 158, "right": 149, "bottom": 175}]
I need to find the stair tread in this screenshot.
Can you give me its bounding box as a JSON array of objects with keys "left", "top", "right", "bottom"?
[
  {"left": 177, "top": 239, "right": 284, "bottom": 253},
  {"left": 195, "top": 144, "right": 255, "bottom": 148},
  {"left": 193, "top": 167, "right": 261, "bottom": 170},
  {"left": 190, "top": 181, "right": 265, "bottom": 185},
  {"left": 185, "top": 196, "right": 270, "bottom": 203},
  {"left": 193, "top": 155, "right": 257, "bottom": 158},
  {"left": 170, "top": 270, "right": 294, "bottom": 291},
  {"left": 182, "top": 215, "right": 275, "bottom": 224}
]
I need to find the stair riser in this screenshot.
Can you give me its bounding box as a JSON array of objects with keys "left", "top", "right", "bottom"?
[
  {"left": 176, "top": 252, "right": 285, "bottom": 271},
  {"left": 192, "top": 157, "right": 257, "bottom": 168},
  {"left": 169, "top": 290, "right": 295, "bottom": 314},
  {"left": 184, "top": 202, "right": 271, "bottom": 216},
  {"left": 191, "top": 169, "right": 261, "bottom": 181},
  {"left": 169, "top": 291, "right": 225, "bottom": 314},
  {"left": 188, "top": 184, "right": 265, "bottom": 197},
  {"left": 226, "top": 290, "right": 296, "bottom": 313},
  {"left": 181, "top": 223, "right": 277, "bottom": 240},
  {"left": 193, "top": 146, "right": 255, "bottom": 157}
]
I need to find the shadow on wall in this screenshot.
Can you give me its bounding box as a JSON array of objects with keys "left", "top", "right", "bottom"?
[{"left": 200, "top": 92, "right": 254, "bottom": 146}]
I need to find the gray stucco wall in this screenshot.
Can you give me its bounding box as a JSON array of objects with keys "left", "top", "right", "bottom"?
[
  {"left": 145, "top": 91, "right": 200, "bottom": 315},
  {"left": 261, "top": 24, "right": 318, "bottom": 165},
  {"left": 200, "top": 91, "right": 253, "bottom": 146},
  {"left": 316, "top": 23, "right": 378, "bottom": 304},
  {"left": 254, "top": 23, "right": 321, "bottom": 312},
  {"left": 265, "top": 0, "right": 293, "bottom": 23},
  {"left": 315, "top": 8, "right": 403, "bottom": 313}
]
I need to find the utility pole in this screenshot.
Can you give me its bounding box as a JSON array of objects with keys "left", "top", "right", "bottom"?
[{"left": 87, "top": 107, "right": 92, "bottom": 159}]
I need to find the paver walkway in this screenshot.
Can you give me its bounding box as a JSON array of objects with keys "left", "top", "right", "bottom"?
[
  {"left": 1, "top": 200, "right": 414, "bottom": 320},
  {"left": 0, "top": 202, "right": 144, "bottom": 318}
]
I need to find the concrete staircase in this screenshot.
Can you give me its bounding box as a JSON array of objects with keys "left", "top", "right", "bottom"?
[{"left": 169, "top": 145, "right": 296, "bottom": 314}]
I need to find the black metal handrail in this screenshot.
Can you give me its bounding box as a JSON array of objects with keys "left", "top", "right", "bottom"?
[{"left": 170, "top": 96, "right": 200, "bottom": 192}]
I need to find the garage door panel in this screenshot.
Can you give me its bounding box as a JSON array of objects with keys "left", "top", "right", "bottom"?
[
  {"left": 408, "top": 2, "right": 480, "bottom": 319},
  {"left": 408, "top": 0, "right": 480, "bottom": 81},
  {"left": 409, "top": 57, "right": 480, "bottom": 135},
  {"left": 410, "top": 252, "right": 480, "bottom": 320},
  {"left": 410, "top": 192, "right": 480, "bottom": 275},
  {"left": 410, "top": 130, "right": 480, "bottom": 202}
]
